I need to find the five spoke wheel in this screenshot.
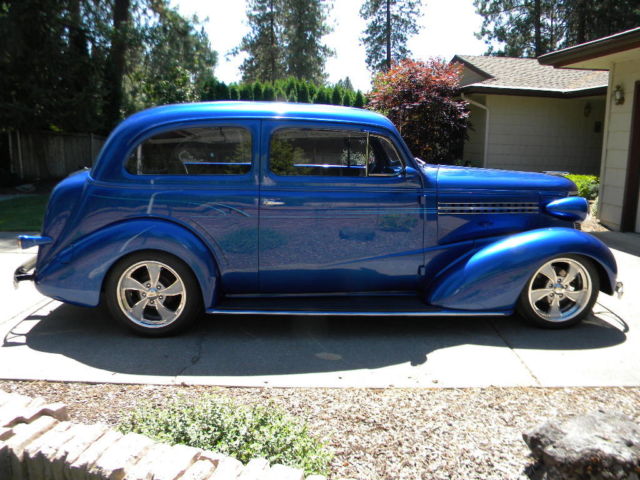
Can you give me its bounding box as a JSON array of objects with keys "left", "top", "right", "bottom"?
[
  {"left": 518, "top": 255, "right": 599, "bottom": 328},
  {"left": 105, "top": 252, "right": 202, "bottom": 336}
]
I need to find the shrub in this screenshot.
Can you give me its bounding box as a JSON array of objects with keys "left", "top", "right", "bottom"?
[
  {"left": 118, "top": 395, "right": 332, "bottom": 476},
  {"left": 367, "top": 58, "right": 470, "bottom": 163},
  {"left": 565, "top": 174, "right": 599, "bottom": 200}
]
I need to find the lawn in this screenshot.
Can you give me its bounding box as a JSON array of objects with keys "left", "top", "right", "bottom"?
[{"left": 0, "top": 194, "right": 49, "bottom": 231}]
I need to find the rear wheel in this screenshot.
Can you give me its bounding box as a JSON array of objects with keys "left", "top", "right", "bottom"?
[
  {"left": 105, "top": 251, "right": 202, "bottom": 336},
  {"left": 517, "top": 255, "right": 599, "bottom": 328}
]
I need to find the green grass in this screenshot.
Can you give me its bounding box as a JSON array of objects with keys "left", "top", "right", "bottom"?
[{"left": 0, "top": 195, "right": 49, "bottom": 231}]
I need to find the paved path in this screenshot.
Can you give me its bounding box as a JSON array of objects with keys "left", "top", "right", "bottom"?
[{"left": 0, "top": 231, "right": 638, "bottom": 388}]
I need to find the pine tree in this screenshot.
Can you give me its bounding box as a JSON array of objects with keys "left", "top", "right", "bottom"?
[
  {"left": 474, "top": 0, "right": 640, "bottom": 57},
  {"left": 233, "top": 0, "right": 286, "bottom": 82},
  {"left": 298, "top": 83, "right": 310, "bottom": 103},
  {"left": 253, "top": 81, "right": 264, "bottom": 101},
  {"left": 360, "top": 0, "right": 422, "bottom": 72},
  {"left": 282, "top": 0, "right": 333, "bottom": 82},
  {"left": 353, "top": 91, "right": 365, "bottom": 108},
  {"left": 314, "top": 88, "right": 328, "bottom": 104},
  {"left": 331, "top": 87, "right": 342, "bottom": 105},
  {"left": 263, "top": 84, "right": 276, "bottom": 100}
]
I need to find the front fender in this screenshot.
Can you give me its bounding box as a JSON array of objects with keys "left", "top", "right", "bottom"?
[
  {"left": 427, "top": 228, "right": 617, "bottom": 311},
  {"left": 35, "top": 219, "right": 219, "bottom": 308}
]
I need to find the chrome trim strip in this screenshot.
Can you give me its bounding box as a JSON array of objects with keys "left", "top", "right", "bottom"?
[
  {"left": 438, "top": 202, "right": 539, "bottom": 214},
  {"left": 206, "top": 308, "right": 511, "bottom": 317}
]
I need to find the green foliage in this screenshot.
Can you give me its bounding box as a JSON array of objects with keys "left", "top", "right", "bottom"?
[
  {"left": 331, "top": 87, "right": 342, "bottom": 105},
  {"left": 233, "top": 0, "right": 332, "bottom": 83},
  {"left": 119, "top": 396, "right": 332, "bottom": 476},
  {"left": 360, "top": 0, "right": 422, "bottom": 72},
  {"left": 474, "top": 0, "right": 640, "bottom": 57},
  {"left": 0, "top": 0, "right": 217, "bottom": 133},
  {"left": 564, "top": 174, "right": 599, "bottom": 200},
  {"left": 0, "top": 195, "right": 49, "bottom": 231},
  {"left": 368, "top": 58, "right": 470, "bottom": 163},
  {"left": 198, "top": 77, "right": 365, "bottom": 107}
]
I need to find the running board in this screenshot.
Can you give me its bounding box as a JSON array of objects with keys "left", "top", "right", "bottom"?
[{"left": 206, "top": 295, "right": 511, "bottom": 317}]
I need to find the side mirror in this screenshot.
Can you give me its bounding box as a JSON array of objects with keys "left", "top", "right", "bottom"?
[{"left": 403, "top": 165, "right": 419, "bottom": 179}]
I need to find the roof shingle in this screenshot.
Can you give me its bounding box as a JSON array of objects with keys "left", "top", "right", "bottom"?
[{"left": 455, "top": 55, "right": 608, "bottom": 93}]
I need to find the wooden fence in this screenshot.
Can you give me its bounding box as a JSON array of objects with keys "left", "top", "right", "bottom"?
[{"left": 3, "top": 130, "right": 106, "bottom": 181}]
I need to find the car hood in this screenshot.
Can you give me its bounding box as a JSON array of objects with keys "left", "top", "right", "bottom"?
[{"left": 436, "top": 165, "right": 577, "bottom": 193}]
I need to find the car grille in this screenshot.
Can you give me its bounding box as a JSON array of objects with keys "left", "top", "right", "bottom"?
[{"left": 437, "top": 202, "right": 540, "bottom": 214}]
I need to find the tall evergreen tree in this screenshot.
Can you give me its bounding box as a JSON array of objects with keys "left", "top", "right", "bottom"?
[
  {"left": 474, "top": 0, "right": 640, "bottom": 57},
  {"left": 233, "top": 0, "right": 286, "bottom": 82},
  {"left": 282, "top": 0, "right": 333, "bottom": 82},
  {"left": 360, "top": 0, "right": 422, "bottom": 72}
]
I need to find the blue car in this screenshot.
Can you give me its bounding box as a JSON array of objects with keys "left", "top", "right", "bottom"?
[{"left": 14, "top": 102, "right": 623, "bottom": 335}]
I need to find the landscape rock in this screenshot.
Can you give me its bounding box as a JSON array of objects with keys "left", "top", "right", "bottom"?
[
  {"left": 86, "top": 431, "right": 155, "bottom": 480},
  {"left": 261, "top": 464, "right": 305, "bottom": 480},
  {"left": 237, "top": 458, "right": 269, "bottom": 479},
  {"left": 523, "top": 412, "right": 640, "bottom": 480},
  {"left": 4, "top": 415, "right": 59, "bottom": 480},
  {"left": 67, "top": 428, "right": 123, "bottom": 480},
  {"left": 55, "top": 424, "right": 110, "bottom": 480},
  {"left": 181, "top": 459, "right": 217, "bottom": 480},
  {"left": 23, "top": 421, "right": 75, "bottom": 480}
]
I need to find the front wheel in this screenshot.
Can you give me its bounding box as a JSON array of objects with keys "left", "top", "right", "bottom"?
[
  {"left": 105, "top": 251, "right": 202, "bottom": 336},
  {"left": 517, "top": 255, "right": 599, "bottom": 328}
]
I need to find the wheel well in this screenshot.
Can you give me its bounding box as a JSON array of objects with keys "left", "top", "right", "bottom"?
[
  {"left": 590, "top": 257, "right": 614, "bottom": 295},
  {"left": 100, "top": 248, "right": 200, "bottom": 299}
]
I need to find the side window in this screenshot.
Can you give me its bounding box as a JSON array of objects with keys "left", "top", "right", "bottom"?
[
  {"left": 269, "top": 128, "right": 403, "bottom": 177},
  {"left": 126, "top": 127, "right": 252, "bottom": 175}
]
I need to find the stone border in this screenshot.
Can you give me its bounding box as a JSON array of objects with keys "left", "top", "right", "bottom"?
[{"left": 0, "top": 389, "right": 335, "bottom": 480}]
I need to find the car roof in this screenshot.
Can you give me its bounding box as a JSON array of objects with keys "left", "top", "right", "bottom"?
[
  {"left": 124, "top": 101, "right": 395, "bottom": 129},
  {"left": 92, "top": 102, "right": 401, "bottom": 181}
]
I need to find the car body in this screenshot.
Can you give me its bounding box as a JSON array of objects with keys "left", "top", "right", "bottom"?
[{"left": 14, "top": 102, "right": 623, "bottom": 335}]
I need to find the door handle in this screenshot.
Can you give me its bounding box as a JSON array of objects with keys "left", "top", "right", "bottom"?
[{"left": 263, "top": 199, "right": 285, "bottom": 206}]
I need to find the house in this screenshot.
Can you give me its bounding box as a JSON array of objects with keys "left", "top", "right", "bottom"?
[
  {"left": 453, "top": 55, "right": 608, "bottom": 174},
  {"left": 539, "top": 27, "right": 640, "bottom": 233}
]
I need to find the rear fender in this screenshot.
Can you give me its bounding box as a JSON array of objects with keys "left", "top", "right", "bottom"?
[
  {"left": 427, "top": 228, "right": 617, "bottom": 311},
  {"left": 35, "top": 219, "right": 219, "bottom": 308}
]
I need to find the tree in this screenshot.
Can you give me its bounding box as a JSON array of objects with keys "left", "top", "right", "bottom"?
[
  {"left": 126, "top": 3, "right": 217, "bottom": 110},
  {"left": 104, "top": 0, "right": 131, "bottom": 130},
  {"left": 367, "top": 58, "right": 469, "bottom": 163},
  {"left": 282, "top": 0, "right": 333, "bottom": 82},
  {"left": 474, "top": 0, "right": 640, "bottom": 57},
  {"left": 233, "top": 0, "right": 286, "bottom": 82},
  {"left": 360, "top": 0, "right": 422, "bottom": 72}
]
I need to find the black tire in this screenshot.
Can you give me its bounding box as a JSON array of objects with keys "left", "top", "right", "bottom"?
[
  {"left": 516, "top": 254, "right": 599, "bottom": 329},
  {"left": 104, "top": 251, "right": 202, "bottom": 336}
]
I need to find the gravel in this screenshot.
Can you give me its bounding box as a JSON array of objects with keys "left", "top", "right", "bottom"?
[{"left": 1, "top": 381, "right": 639, "bottom": 480}]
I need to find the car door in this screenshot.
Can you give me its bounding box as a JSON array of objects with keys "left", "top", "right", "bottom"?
[
  {"left": 258, "top": 120, "right": 425, "bottom": 294},
  {"left": 122, "top": 120, "right": 261, "bottom": 293}
]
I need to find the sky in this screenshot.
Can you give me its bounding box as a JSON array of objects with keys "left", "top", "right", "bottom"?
[{"left": 173, "top": 0, "right": 488, "bottom": 92}]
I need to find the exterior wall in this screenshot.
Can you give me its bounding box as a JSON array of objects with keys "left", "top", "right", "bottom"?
[
  {"left": 599, "top": 58, "right": 640, "bottom": 232},
  {"left": 460, "top": 66, "right": 487, "bottom": 87},
  {"left": 463, "top": 101, "right": 486, "bottom": 166},
  {"left": 478, "top": 94, "right": 605, "bottom": 174}
]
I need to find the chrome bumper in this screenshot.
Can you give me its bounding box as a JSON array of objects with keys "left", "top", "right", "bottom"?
[
  {"left": 615, "top": 281, "right": 624, "bottom": 299},
  {"left": 13, "top": 256, "right": 36, "bottom": 288}
]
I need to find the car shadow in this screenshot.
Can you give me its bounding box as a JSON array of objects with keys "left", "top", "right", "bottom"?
[{"left": 8, "top": 302, "right": 629, "bottom": 378}]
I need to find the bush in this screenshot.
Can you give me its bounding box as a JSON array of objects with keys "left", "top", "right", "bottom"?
[
  {"left": 118, "top": 396, "right": 333, "bottom": 476},
  {"left": 367, "top": 58, "right": 470, "bottom": 164},
  {"left": 564, "top": 174, "right": 599, "bottom": 200}
]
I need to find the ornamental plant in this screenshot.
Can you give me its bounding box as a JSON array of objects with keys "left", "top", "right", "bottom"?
[
  {"left": 118, "top": 395, "right": 332, "bottom": 476},
  {"left": 367, "top": 58, "right": 470, "bottom": 164}
]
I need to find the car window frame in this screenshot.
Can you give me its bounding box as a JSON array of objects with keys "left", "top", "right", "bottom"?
[
  {"left": 119, "top": 119, "right": 260, "bottom": 186},
  {"left": 262, "top": 120, "right": 420, "bottom": 188}
]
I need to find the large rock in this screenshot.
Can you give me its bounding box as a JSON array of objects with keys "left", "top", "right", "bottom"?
[{"left": 523, "top": 412, "right": 640, "bottom": 480}]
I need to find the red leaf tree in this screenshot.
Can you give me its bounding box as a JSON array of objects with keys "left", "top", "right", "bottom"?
[{"left": 367, "top": 58, "right": 470, "bottom": 164}]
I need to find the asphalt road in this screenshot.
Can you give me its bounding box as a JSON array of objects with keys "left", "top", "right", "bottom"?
[{"left": 1, "top": 231, "right": 638, "bottom": 388}]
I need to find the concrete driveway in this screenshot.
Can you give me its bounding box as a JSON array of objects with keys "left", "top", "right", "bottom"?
[{"left": 0, "top": 231, "right": 638, "bottom": 388}]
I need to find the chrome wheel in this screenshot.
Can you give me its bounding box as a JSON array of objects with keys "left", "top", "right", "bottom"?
[
  {"left": 526, "top": 257, "right": 592, "bottom": 323},
  {"left": 116, "top": 260, "right": 186, "bottom": 328}
]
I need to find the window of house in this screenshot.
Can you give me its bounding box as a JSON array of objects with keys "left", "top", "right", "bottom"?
[
  {"left": 126, "top": 127, "right": 252, "bottom": 175},
  {"left": 269, "top": 128, "right": 403, "bottom": 177}
]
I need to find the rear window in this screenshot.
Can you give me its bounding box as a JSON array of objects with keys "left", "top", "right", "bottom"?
[{"left": 126, "top": 126, "right": 252, "bottom": 175}]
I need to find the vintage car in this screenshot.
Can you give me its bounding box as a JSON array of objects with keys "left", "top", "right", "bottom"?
[{"left": 14, "top": 102, "right": 623, "bottom": 335}]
